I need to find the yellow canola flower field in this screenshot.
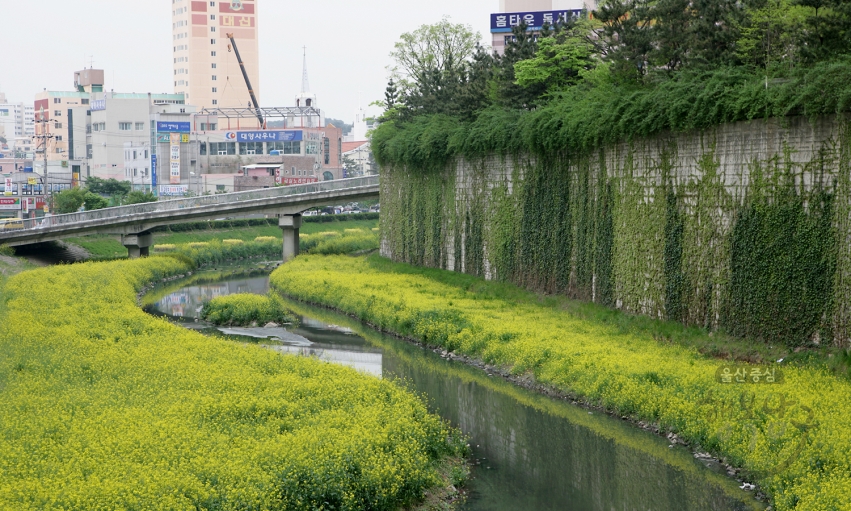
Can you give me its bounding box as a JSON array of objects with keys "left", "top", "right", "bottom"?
[
  {"left": 0, "top": 256, "right": 459, "bottom": 510},
  {"left": 270, "top": 255, "right": 851, "bottom": 511}
]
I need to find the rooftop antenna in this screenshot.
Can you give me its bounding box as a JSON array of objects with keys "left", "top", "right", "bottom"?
[{"left": 301, "top": 46, "right": 310, "bottom": 93}]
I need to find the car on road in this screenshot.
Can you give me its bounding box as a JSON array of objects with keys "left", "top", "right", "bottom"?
[{"left": 0, "top": 219, "right": 24, "bottom": 231}]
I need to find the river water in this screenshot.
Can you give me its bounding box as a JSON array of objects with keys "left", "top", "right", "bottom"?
[{"left": 144, "top": 269, "right": 765, "bottom": 511}]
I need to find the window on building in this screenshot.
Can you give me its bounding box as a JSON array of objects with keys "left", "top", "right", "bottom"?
[
  {"left": 324, "top": 137, "right": 330, "bottom": 165},
  {"left": 56, "top": 136, "right": 63, "bottom": 141},
  {"left": 144, "top": 150, "right": 149, "bottom": 159},
  {"left": 81, "top": 99, "right": 89, "bottom": 105},
  {"left": 239, "top": 142, "right": 263, "bottom": 155},
  {"left": 210, "top": 14, "right": 216, "bottom": 19},
  {"left": 55, "top": 123, "right": 62, "bottom": 129},
  {"left": 211, "top": 27, "right": 216, "bottom": 32},
  {"left": 54, "top": 110, "right": 61, "bottom": 117},
  {"left": 210, "top": 1, "right": 215, "bottom": 5},
  {"left": 209, "top": 123, "right": 217, "bottom": 131},
  {"left": 216, "top": 184, "right": 225, "bottom": 192},
  {"left": 212, "top": 87, "right": 217, "bottom": 93},
  {"left": 207, "top": 142, "right": 236, "bottom": 155},
  {"left": 119, "top": 122, "right": 132, "bottom": 131},
  {"left": 211, "top": 51, "right": 216, "bottom": 56},
  {"left": 267, "top": 141, "right": 301, "bottom": 155},
  {"left": 212, "top": 63, "right": 217, "bottom": 68},
  {"left": 305, "top": 141, "right": 320, "bottom": 155},
  {"left": 53, "top": 98, "right": 61, "bottom": 104},
  {"left": 212, "top": 75, "right": 217, "bottom": 80},
  {"left": 135, "top": 122, "right": 145, "bottom": 130},
  {"left": 211, "top": 39, "right": 216, "bottom": 44},
  {"left": 212, "top": 99, "right": 218, "bottom": 105}
]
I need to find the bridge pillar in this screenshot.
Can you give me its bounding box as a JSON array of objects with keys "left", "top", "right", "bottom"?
[
  {"left": 122, "top": 233, "right": 154, "bottom": 259},
  {"left": 279, "top": 214, "right": 302, "bottom": 262}
]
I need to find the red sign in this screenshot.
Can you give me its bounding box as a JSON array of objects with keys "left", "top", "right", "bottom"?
[
  {"left": 0, "top": 198, "right": 22, "bottom": 211},
  {"left": 281, "top": 177, "right": 318, "bottom": 186}
]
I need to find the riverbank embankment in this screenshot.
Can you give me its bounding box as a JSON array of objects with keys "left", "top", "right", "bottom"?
[
  {"left": 270, "top": 254, "right": 851, "bottom": 511},
  {"left": 0, "top": 246, "right": 465, "bottom": 509}
]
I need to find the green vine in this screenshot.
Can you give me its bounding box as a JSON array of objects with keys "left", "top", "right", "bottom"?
[{"left": 379, "top": 116, "right": 851, "bottom": 347}]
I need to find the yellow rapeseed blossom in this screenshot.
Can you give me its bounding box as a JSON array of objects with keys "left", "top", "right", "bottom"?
[
  {"left": 153, "top": 244, "right": 176, "bottom": 252},
  {"left": 271, "top": 255, "right": 851, "bottom": 511},
  {"left": 0, "top": 256, "right": 460, "bottom": 510},
  {"left": 254, "top": 236, "right": 278, "bottom": 243},
  {"left": 222, "top": 239, "right": 244, "bottom": 245}
]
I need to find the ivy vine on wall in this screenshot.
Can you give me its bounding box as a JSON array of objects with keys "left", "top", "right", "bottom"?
[{"left": 379, "top": 115, "right": 851, "bottom": 348}]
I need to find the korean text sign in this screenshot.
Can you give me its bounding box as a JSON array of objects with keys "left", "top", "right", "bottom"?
[
  {"left": 226, "top": 131, "right": 303, "bottom": 142},
  {"left": 490, "top": 10, "right": 583, "bottom": 32},
  {"left": 157, "top": 122, "right": 192, "bottom": 133}
]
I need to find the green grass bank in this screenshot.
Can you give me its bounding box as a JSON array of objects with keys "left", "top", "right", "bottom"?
[
  {"left": 270, "top": 255, "right": 851, "bottom": 511},
  {"left": 66, "top": 215, "right": 379, "bottom": 260}
]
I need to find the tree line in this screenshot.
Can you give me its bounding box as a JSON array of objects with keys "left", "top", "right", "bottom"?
[
  {"left": 54, "top": 177, "right": 156, "bottom": 214},
  {"left": 380, "top": 1, "right": 851, "bottom": 125}
]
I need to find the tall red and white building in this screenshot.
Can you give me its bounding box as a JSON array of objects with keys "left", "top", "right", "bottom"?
[{"left": 172, "top": 0, "right": 260, "bottom": 112}]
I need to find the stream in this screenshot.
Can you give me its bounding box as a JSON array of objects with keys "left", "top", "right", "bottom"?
[{"left": 144, "top": 267, "right": 765, "bottom": 511}]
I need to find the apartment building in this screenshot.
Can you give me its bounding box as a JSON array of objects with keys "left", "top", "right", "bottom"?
[
  {"left": 172, "top": 0, "right": 260, "bottom": 112},
  {"left": 0, "top": 92, "right": 34, "bottom": 152}
]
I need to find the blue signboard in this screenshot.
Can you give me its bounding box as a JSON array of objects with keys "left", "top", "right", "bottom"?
[
  {"left": 225, "top": 130, "right": 303, "bottom": 143},
  {"left": 91, "top": 99, "right": 106, "bottom": 111},
  {"left": 490, "top": 10, "right": 583, "bottom": 32},
  {"left": 151, "top": 154, "right": 158, "bottom": 191},
  {"left": 156, "top": 121, "right": 191, "bottom": 133}
]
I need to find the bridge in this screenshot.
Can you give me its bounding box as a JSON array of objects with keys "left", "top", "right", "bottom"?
[{"left": 0, "top": 176, "right": 379, "bottom": 260}]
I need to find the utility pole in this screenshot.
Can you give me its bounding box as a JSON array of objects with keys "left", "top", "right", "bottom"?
[{"left": 34, "top": 106, "right": 55, "bottom": 211}]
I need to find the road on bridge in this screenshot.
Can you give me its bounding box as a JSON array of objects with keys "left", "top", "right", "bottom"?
[{"left": 0, "top": 176, "right": 379, "bottom": 259}]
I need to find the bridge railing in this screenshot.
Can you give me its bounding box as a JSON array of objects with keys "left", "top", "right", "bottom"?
[{"left": 5, "top": 176, "right": 379, "bottom": 233}]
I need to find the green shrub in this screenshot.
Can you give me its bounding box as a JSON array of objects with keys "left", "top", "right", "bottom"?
[{"left": 201, "top": 293, "right": 296, "bottom": 326}]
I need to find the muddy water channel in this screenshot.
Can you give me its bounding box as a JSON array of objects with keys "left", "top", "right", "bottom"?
[{"left": 144, "top": 268, "right": 764, "bottom": 511}]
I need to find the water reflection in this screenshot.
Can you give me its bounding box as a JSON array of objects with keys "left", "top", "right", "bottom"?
[
  {"left": 144, "top": 272, "right": 383, "bottom": 376},
  {"left": 146, "top": 273, "right": 270, "bottom": 323},
  {"left": 144, "top": 271, "right": 764, "bottom": 511}
]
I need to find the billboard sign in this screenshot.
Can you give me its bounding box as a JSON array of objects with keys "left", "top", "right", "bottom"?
[
  {"left": 159, "top": 185, "right": 188, "bottom": 196},
  {"left": 151, "top": 154, "right": 158, "bottom": 190},
  {"left": 225, "top": 130, "right": 303, "bottom": 142},
  {"left": 90, "top": 99, "right": 106, "bottom": 111},
  {"left": 170, "top": 133, "right": 181, "bottom": 184},
  {"left": 280, "top": 177, "right": 318, "bottom": 185},
  {"left": 0, "top": 198, "right": 21, "bottom": 210},
  {"left": 3, "top": 178, "right": 12, "bottom": 195},
  {"left": 491, "top": 10, "right": 583, "bottom": 32},
  {"left": 157, "top": 122, "right": 191, "bottom": 133}
]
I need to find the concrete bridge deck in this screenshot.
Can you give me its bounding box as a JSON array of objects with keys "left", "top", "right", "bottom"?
[{"left": 0, "top": 176, "right": 379, "bottom": 259}]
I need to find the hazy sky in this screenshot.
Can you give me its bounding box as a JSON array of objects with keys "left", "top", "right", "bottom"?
[{"left": 0, "top": 0, "right": 497, "bottom": 123}]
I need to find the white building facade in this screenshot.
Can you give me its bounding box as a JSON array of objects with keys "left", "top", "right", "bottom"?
[{"left": 0, "top": 92, "right": 34, "bottom": 153}]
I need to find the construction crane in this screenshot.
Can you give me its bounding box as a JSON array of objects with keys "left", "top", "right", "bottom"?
[{"left": 226, "top": 33, "right": 264, "bottom": 128}]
